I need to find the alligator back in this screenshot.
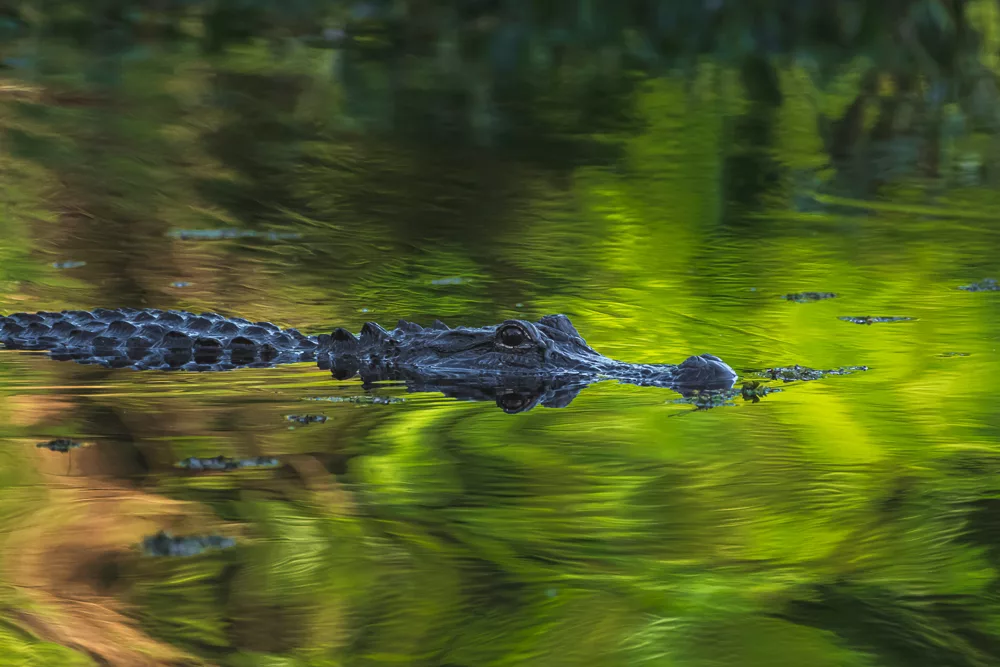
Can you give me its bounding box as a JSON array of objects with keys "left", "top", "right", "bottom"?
[{"left": 0, "top": 308, "right": 320, "bottom": 371}]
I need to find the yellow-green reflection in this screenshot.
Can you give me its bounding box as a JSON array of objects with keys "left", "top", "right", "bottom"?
[{"left": 0, "top": 4, "right": 998, "bottom": 665}]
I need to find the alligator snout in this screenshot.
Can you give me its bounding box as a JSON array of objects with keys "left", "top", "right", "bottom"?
[{"left": 671, "top": 353, "right": 738, "bottom": 389}]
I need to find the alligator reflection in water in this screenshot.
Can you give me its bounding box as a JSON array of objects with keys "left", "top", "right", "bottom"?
[
  {"left": 317, "top": 374, "right": 771, "bottom": 414},
  {"left": 670, "top": 381, "right": 781, "bottom": 412},
  {"left": 371, "top": 375, "right": 599, "bottom": 414},
  {"left": 0, "top": 309, "right": 739, "bottom": 411}
]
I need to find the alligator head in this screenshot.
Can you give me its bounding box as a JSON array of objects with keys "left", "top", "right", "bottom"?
[{"left": 318, "top": 314, "right": 737, "bottom": 410}]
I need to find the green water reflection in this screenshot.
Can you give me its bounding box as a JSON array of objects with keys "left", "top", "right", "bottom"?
[{"left": 2, "top": 3, "right": 1000, "bottom": 665}]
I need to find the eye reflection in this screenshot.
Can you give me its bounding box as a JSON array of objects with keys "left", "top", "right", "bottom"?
[{"left": 497, "top": 391, "right": 531, "bottom": 413}]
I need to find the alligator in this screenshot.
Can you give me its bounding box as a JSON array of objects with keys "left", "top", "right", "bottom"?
[{"left": 0, "top": 309, "right": 739, "bottom": 411}]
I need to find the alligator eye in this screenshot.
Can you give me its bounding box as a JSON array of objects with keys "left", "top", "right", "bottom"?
[{"left": 497, "top": 324, "right": 529, "bottom": 349}]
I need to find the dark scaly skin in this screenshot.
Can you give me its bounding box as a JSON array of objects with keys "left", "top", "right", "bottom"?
[
  {"left": 0, "top": 308, "right": 319, "bottom": 370},
  {"left": 0, "top": 308, "right": 738, "bottom": 412}
]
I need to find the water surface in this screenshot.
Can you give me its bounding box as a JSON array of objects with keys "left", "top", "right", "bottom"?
[{"left": 2, "top": 6, "right": 1000, "bottom": 666}]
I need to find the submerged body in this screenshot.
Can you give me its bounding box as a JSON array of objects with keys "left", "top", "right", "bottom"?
[{"left": 0, "top": 308, "right": 737, "bottom": 411}]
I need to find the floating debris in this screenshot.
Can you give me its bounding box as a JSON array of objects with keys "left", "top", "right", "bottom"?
[
  {"left": 938, "top": 352, "right": 971, "bottom": 358},
  {"left": 304, "top": 395, "right": 404, "bottom": 405},
  {"left": 959, "top": 278, "right": 1000, "bottom": 292},
  {"left": 36, "top": 438, "right": 84, "bottom": 452},
  {"left": 177, "top": 455, "right": 279, "bottom": 471},
  {"left": 51, "top": 260, "right": 86, "bottom": 269},
  {"left": 299, "top": 27, "right": 348, "bottom": 48},
  {"left": 170, "top": 282, "right": 191, "bottom": 288},
  {"left": 838, "top": 316, "right": 915, "bottom": 325},
  {"left": 1, "top": 57, "right": 33, "bottom": 70},
  {"left": 750, "top": 365, "right": 869, "bottom": 382},
  {"left": 168, "top": 229, "right": 303, "bottom": 241},
  {"left": 430, "top": 276, "right": 468, "bottom": 286},
  {"left": 141, "top": 531, "right": 236, "bottom": 558},
  {"left": 285, "top": 414, "right": 328, "bottom": 424},
  {"left": 322, "top": 27, "right": 346, "bottom": 42},
  {"left": 782, "top": 292, "right": 837, "bottom": 302}
]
